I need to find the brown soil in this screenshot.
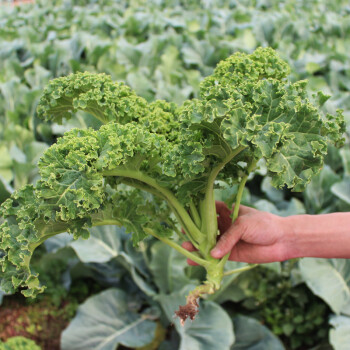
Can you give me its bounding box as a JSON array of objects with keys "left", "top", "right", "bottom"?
[{"left": 0, "top": 297, "right": 76, "bottom": 350}]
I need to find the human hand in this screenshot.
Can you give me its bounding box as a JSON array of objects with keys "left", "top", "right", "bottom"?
[{"left": 182, "top": 201, "right": 292, "bottom": 264}]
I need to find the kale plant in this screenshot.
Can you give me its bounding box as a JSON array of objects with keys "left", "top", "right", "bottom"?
[{"left": 0, "top": 48, "right": 344, "bottom": 323}]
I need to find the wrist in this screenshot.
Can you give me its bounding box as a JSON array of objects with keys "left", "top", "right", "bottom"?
[
  {"left": 281, "top": 213, "right": 350, "bottom": 260},
  {"left": 280, "top": 215, "right": 312, "bottom": 260}
]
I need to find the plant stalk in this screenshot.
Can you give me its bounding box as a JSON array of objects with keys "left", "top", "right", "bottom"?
[
  {"left": 102, "top": 169, "right": 203, "bottom": 244},
  {"left": 201, "top": 146, "right": 246, "bottom": 254},
  {"left": 143, "top": 227, "right": 210, "bottom": 267},
  {"left": 232, "top": 159, "right": 257, "bottom": 222}
]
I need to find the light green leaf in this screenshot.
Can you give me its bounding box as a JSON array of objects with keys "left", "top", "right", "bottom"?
[
  {"left": 0, "top": 145, "right": 13, "bottom": 183},
  {"left": 331, "top": 177, "right": 350, "bottom": 205},
  {"left": 61, "top": 288, "right": 157, "bottom": 350},
  {"left": 340, "top": 148, "right": 350, "bottom": 176},
  {"left": 0, "top": 176, "right": 13, "bottom": 204},
  {"left": 158, "top": 286, "right": 234, "bottom": 350},
  {"left": 329, "top": 315, "right": 350, "bottom": 350},
  {"left": 149, "top": 241, "right": 193, "bottom": 294},
  {"left": 254, "top": 198, "right": 305, "bottom": 217},
  {"left": 44, "top": 233, "right": 73, "bottom": 253},
  {"left": 231, "top": 315, "right": 285, "bottom": 350},
  {"left": 299, "top": 258, "right": 350, "bottom": 315},
  {"left": 261, "top": 177, "right": 284, "bottom": 203},
  {"left": 70, "top": 226, "right": 124, "bottom": 263},
  {"left": 305, "top": 165, "right": 341, "bottom": 213},
  {"left": 0, "top": 336, "right": 41, "bottom": 350}
]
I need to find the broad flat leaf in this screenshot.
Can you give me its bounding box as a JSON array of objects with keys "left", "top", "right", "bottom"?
[
  {"left": 231, "top": 315, "right": 285, "bottom": 350},
  {"left": 129, "top": 266, "right": 157, "bottom": 297},
  {"left": 0, "top": 287, "right": 5, "bottom": 305},
  {"left": 61, "top": 288, "right": 157, "bottom": 350},
  {"left": 339, "top": 148, "right": 350, "bottom": 176},
  {"left": 209, "top": 261, "right": 248, "bottom": 304},
  {"left": 149, "top": 241, "right": 193, "bottom": 294},
  {"left": 329, "top": 315, "right": 350, "bottom": 350},
  {"left": 261, "top": 177, "right": 284, "bottom": 203},
  {"left": 254, "top": 198, "right": 305, "bottom": 217},
  {"left": 70, "top": 226, "right": 125, "bottom": 263},
  {"left": 305, "top": 165, "right": 341, "bottom": 213},
  {"left": 158, "top": 285, "right": 234, "bottom": 350},
  {"left": 0, "top": 145, "right": 13, "bottom": 183},
  {"left": 44, "top": 233, "right": 73, "bottom": 253},
  {"left": 331, "top": 177, "right": 350, "bottom": 205},
  {"left": 0, "top": 176, "right": 13, "bottom": 204},
  {"left": 299, "top": 258, "right": 350, "bottom": 315}
]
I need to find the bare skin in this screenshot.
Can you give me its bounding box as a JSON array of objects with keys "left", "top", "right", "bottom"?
[{"left": 182, "top": 201, "right": 350, "bottom": 265}]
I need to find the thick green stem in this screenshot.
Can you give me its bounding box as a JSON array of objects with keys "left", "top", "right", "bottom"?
[
  {"left": 189, "top": 199, "right": 201, "bottom": 228},
  {"left": 200, "top": 146, "right": 246, "bottom": 254},
  {"left": 232, "top": 159, "right": 257, "bottom": 223},
  {"left": 223, "top": 263, "right": 258, "bottom": 276},
  {"left": 102, "top": 169, "right": 203, "bottom": 244},
  {"left": 143, "top": 227, "right": 210, "bottom": 267},
  {"left": 120, "top": 178, "right": 199, "bottom": 248}
]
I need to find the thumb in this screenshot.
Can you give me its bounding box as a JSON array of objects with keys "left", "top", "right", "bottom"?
[{"left": 211, "top": 222, "right": 244, "bottom": 259}]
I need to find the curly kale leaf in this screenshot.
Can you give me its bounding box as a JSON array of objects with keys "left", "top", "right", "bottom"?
[{"left": 180, "top": 47, "right": 345, "bottom": 190}]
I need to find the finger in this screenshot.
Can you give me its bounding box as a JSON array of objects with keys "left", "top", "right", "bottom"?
[
  {"left": 181, "top": 241, "right": 196, "bottom": 251},
  {"left": 181, "top": 242, "right": 199, "bottom": 266},
  {"left": 216, "top": 201, "right": 232, "bottom": 216},
  {"left": 217, "top": 211, "right": 233, "bottom": 234},
  {"left": 187, "top": 258, "right": 199, "bottom": 266},
  {"left": 211, "top": 223, "right": 244, "bottom": 258},
  {"left": 228, "top": 241, "right": 286, "bottom": 264},
  {"left": 231, "top": 204, "right": 255, "bottom": 216},
  {"left": 216, "top": 201, "right": 233, "bottom": 234}
]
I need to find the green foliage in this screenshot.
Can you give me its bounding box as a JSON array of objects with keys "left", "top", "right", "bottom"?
[
  {"left": 0, "top": 337, "right": 41, "bottom": 350},
  {"left": 232, "top": 266, "right": 330, "bottom": 349},
  {"left": 300, "top": 258, "right": 350, "bottom": 316},
  {"left": 1, "top": 0, "right": 350, "bottom": 348},
  {"left": 61, "top": 288, "right": 157, "bottom": 350},
  {"left": 329, "top": 315, "right": 350, "bottom": 350},
  {"left": 232, "top": 315, "right": 284, "bottom": 350},
  {"left": 0, "top": 48, "right": 343, "bottom": 301}
]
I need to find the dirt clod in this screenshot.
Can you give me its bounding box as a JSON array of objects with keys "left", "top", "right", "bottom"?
[{"left": 174, "top": 297, "right": 199, "bottom": 326}]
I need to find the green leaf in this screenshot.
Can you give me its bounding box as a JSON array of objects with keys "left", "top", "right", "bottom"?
[
  {"left": 0, "top": 288, "right": 5, "bottom": 306},
  {"left": 44, "top": 233, "right": 73, "bottom": 253},
  {"left": 261, "top": 177, "right": 284, "bottom": 203},
  {"left": 149, "top": 241, "right": 194, "bottom": 294},
  {"left": 209, "top": 261, "right": 248, "bottom": 304},
  {"left": 158, "top": 286, "right": 235, "bottom": 350},
  {"left": 61, "top": 288, "right": 157, "bottom": 350},
  {"left": 70, "top": 226, "right": 124, "bottom": 263},
  {"left": 0, "top": 336, "right": 41, "bottom": 350},
  {"left": 231, "top": 315, "right": 285, "bottom": 350},
  {"left": 0, "top": 145, "right": 13, "bottom": 183},
  {"left": 340, "top": 148, "right": 350, "bottom": 176},
  {"left": 305, "top": 165, "right": 341, "bottom": 213},
  {"left": 331, "top": 177, "right": 350, "bottom": 205},
  {"left": 37, "top": 72, "right": 150, "bottom": 125},
  {"left": 254, "top": 198, "right": 305, "bottom": 217},
  {"left": 299, "top": 258, "right": 350, "bottom": 315},
  {"left": 329, "top": 315, "right": 350, "bottom": 350},
  {"left": 0, "top": 176, "right": 13, "bottom": 204}
]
